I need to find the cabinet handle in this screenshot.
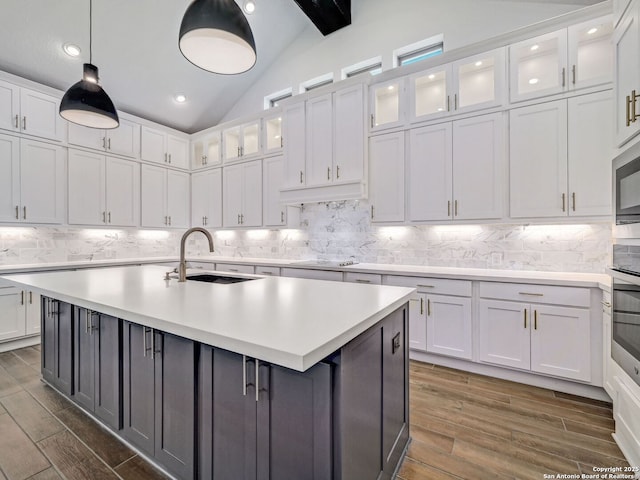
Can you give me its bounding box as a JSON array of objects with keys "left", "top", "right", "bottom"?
[
  {"left": 240, "top": 214, "right": 244, "bottom": 224},
  {"left": 370, "top": 205, "right": 374, "bottom": 219},
  {"left": 260, "top": 271, "right": 273, "bottom": 276},
  {"left": 20, "top": 291, "right": 24, "bottom": 305},
  {"left": 168, "top": 216, "right": 171, "bottom": 226},
  {"left": 454, "top": 93, "right": 458, "bottom": 110},
  {"left": 242, "top": 355, "right": 248, "bottom": 396},
  {"left": 370, "top": 114, "right": 375, "bottom": 128},
  {"left": 164, "top": 153, "right": 168, "bottom": 163},
  {"left": 143, "top": 327, "right": 148, "bottom": 357},
  {"left": 168, "top": 154, "right": 172, "bottom": 164},
  {"left": 280, "top": 211, "right": 285, "bottom": 223},
  {"left": 102, "top": 137, "right": 106, "bottom": 149},
  {"left": 561, "top": 67, "right": 566, "bottom": 88},
  {"left": 237, "top": 146, "right": 241, "bottom": 157},
  {"left": 85, "top": 309, "right": 91, "bottom": 334},
  {"left": 336, "top": 165, "right": 340, "bottom": 179},
  {"left": 255, "top": 359, "right": 260, "bottom": 402},
  {"left": 29, "top": 291, "right": 32, "bottom": 304},
  {"left": 228, "top": 268, "right": 239, "bottom": 272},
  {"left": 23, "top": 206, "right": 26, "bottom": 220},
  {"left": 454, "top": 200, "right": 458, "bottom": 217},
  {"left": 447, "top": 95, "right": 450, "bottom": 112},
  {"left": 280, "top": 136, "right": 284, "bottom": 148},
  {"left": 632, "top": 90, "right": 639, "bottom": 124},
  {"left": 300, "top": 171, "right": 304, "bottom": 184},
  {"left": 108, "top": 138, "right": 111, "bottom": 150},
  {"left": 447, "top": 200, "right": 451, "bottom": 217},
  {"left": 237, "top": 214, "right": 240, "bottom": 225},
  {"left": 519, "top": 292, "right": 543, "bottom": 296},
  {"left": 355, "top": 279, "right": 371, "bottom": 284},
  {"left": 164, "top": 216, "right": 168, "bottom": 225},
  {"left": 22, "top": 116, "right": 26, "bottom": 130},
  {"left": 524, "top": 309, "right": 527, "bottom": 329},
  {"left": 15, "top": 205, "right": 18, "bottom": 220},
  {"left": 561, "top": 193, "right": 566, "bottom": 212},
  {"left": 103, "top": 211, "right": 106, "bottom": 223},
  {"left": 627, "top": 95, "right": 632, "bottom": 127},
  {"left": 417, "top": 284, "right": 435, "bottom": 288},
  {"left": 571, "top": 65, "right": 576, "bottom": 85},
  {"left": 601, "top": 301, "right": 612, "bottom": 308},
  {"left": 534, "top": 310, "right": 538, "bottom": 330},
  {"left": 108, "top": 212, "right": 111, "bottom": 223},
  {"left": 427, "top": 298, "right": 431, "bottom": 316},
  {"left": 327, "top": 167, "right": 331, "bottom": 180},
  {"left": 14, "top": 115, "right": 18, "bottom": 129},
  {"left": 420, "top": 297, "right": 424, "bottom": 315},
  {"left": 572, "top": 192, "right": 576, "bottom": 212}
]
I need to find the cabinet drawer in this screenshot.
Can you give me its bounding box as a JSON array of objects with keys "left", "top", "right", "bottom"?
[
  {"left": 216, "top": 263, "right": 255, "bottom": 274},
  {"left": 614, "top": 376, "right": 640, "bottom": 455},
  {"left": 187, "top": 261, "right": 216, "bottom": 270},
  {"left": 255, "top": 266, "right": 280, "bottom": 277},
  {"left": 478, "top": 282, "right": 590, "bottom": 307},
  {"left": 281, "top": 268, "right": 343, "bottom": 282},
  {"left": 383, "top": 276, "right": 472, "bottom": 297},
  {"left": 344, "top": 272, "right": 382, "bottom": 285},
  {"left": 0, "top": 286, "right": 20, "bottom": 295}
]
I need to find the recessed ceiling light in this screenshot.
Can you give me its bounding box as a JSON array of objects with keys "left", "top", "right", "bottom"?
[
  {"left": 587, "top": 27, "right": 598, "bottom": 35},
  {"left": 174, "top": 94, "right": 187, "bottom": 103},
  {"left": 530, "top": 44, "right": 539, "bottom": 51},
  {"left": 63, "top": 43, "right": 81, "bottom": 57},
  {"left": 475, "top": 61, "right": 483, "bottom": 67},
  {"left": 243, "top": 0, "right": 256, "bottom": 14},
  {"left": 528, "top": 78, "right": 539, "bottom": 85}
]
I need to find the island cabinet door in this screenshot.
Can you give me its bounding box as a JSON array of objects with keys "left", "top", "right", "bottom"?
[
  {"left": 123, "top": 322, "right": 156, "bottom": 457},
  {"left": 94, "top": 313, "right": 122, "bottom": 430},
  {"left": 42, "top": 298, "right": 73, "bottom": 396},
  {"left": 73, "top": 307, "right": 96, "bottom": 412},
  {"left": 257, "top": 362, "right": 332, "bottom": 480},
  {"left": 153, "top": 331, "right": 196, "bottom": 480}
]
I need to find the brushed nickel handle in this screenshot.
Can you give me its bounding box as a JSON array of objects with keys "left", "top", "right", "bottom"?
[
  {"left": 370, "top": 205, "right": 374, "bottom": 219},
  {"left": 300, "top": 171, "right": 303, "bottom": 184},
  {"left": 108, "top": 138, "right": 111, "bottom": 150},
  {"left": 242, "top": 355, "right": 247, "bottom": 396},
  {"left": 143, "top": 326, "right": 147, "bottom": 357},
  {"left": 417, "top": 285, "right": 435, "bottom": 289},
  {"left": 29, "top": 291, "right": 32, "bottom": 304},
  {"left": 454, "top": 93, "right": 458, "bottom": 110},
  {"left": 572, "top": 192, "right": 576, "bottom": 212},
  {"left": 228, "top": 268, "right": 239, "bottom": 272},
  {"left": 260, "top": 271, "right": 273, "bottom": 276},
  {"left": 355, "top": 279, "right": 371, "bottom": 284},
  {"left": 168, "top": 216, "right": 171, "bottom": 226},
  {"left": 14, "top": 115, "right": 18, "bottom": 129},
  {"left": 524, "top": 309, "right": 527, "bottom": 329},
  {"left": 23, "top": 206, "right": 26, "bottom": 220},
  {"left": 20, "top": 291, "right": 24, "bottom": 305},
  {"left": 280, "top": 136, "right": 283, "bottom": 148},
  {"left": 420, "top": 297, "right": 424, "bottom": 315},
  {"left": 447, "top": 200, "right": 451, "bottom": 217},
  {"left": 534, "top": 310, "right": 538, "bottom": 330},
  {"left": 22, "top": 116, "right": 26, "bottom": 130},
  {"left": 164, "top": 216, "right": 168, "bottom": 225},
  {"left": 519, "top": 292, "right": 543, "bottom": 297},
  {"left": 86, "top": 309, "right": 90, "bottom": 334},
  {"left": 164, "top": 153, "right": 167, "bottom": 163},
  {"left": 102, "top": 137, "right": 106, "bottom": 149},
  {"left": 572, "top": 65, "right": 576, "bottom": 85},
  {"left": 427, "top": 298, "right": 432, "bottom": 316},
  {"left": 454, "top": 200, "right": 458, "bottom": 217},
  {"left": 561, "top": 67, "right": 566, "bottom": 88},
  {"left": 240, "top": 214, "right": 244, "bottom": 224},
  {"left": 336, "top": 165, "right": 340, "bottom": 179},
  {"left": 562, "top": 193, "right": 566, "bottom": 212},
  {"left": 168, "top": 154, "right": 171, "bottom": 164},
  {"left": 15, "top": 205, "right": 18, "bottom": 220},
  {"left": 370, "top": 114, "right": 375, "bottom": 128},
  {"left": 280, "top": 211, "right": 285, "bottom": 223},
  {"left": 151, "top": 329, "right": 156, "bottom": 359},
  {"left": 237, "top": 214, "right": 241, "bottom": 225},
  {"left": 601, "top": 301, "right": 612, "bottom": 307},
  {"left": 108, "top": 211, "right": 111, "bottom": 223},
  {"left": 447, "top": 95, "right": 450, "bottom": 112},
  {"left": 103, "top": 211, "right": 106, "bottom": 223},
  {"left": 627, "top": 95, "right": 632, "bottom": 127},
  {"left": 237, "top": 146, "right": 241, "bottom": 157},
  {"left": 255, "top": 359, "right": 260, "bottom": 402},
  {"left": 327, "top": 167, "right": 331, "bottom": 180},
  {"left": 632, "top": 90, "right": 639, "bottom": 124}
]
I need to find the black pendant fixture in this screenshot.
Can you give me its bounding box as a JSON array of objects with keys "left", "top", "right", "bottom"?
[
  {"left": 179, "top": 0, "right": 257, "bottom": 75},
  {"left": 59, "top": 0, "right": 119, "bottom": 129}
]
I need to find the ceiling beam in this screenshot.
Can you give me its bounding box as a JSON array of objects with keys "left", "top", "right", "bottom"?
[{"left": 292, "top": 0, "right": 351, "bottom": 36}]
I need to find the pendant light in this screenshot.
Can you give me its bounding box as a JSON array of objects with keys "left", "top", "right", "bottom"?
[
  {"left": 179, "top": 0, "right": 257, "bottom": 75},
  {"left": 59, "top": 0, "right": 119, "bottom": 129}
]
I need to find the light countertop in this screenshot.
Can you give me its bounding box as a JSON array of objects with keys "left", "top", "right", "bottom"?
[{"left": 0, "top": 265, "right": 414, "bottom": 371}]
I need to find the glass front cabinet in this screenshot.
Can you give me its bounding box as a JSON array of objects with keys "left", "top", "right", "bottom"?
[
  {"left": 370, "top": 78, "right": 406, "bottom": 132},
  {"left": 263, "top": 113, "right": 284, "bottom": 155},
  {"left": 191, "top": 131, "right": 221, "bottom": 169},
  {"left": 222, "top": 121, "right": 261, "bottom": 162}
]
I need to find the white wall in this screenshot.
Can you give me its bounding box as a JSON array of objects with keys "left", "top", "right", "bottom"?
[{"left": 222, "top": 0, "right": 587, "bottom": 121}]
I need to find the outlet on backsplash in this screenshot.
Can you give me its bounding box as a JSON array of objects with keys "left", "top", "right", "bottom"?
[{"left": 491, "top": 252, "right": 503, "bottom": 267}]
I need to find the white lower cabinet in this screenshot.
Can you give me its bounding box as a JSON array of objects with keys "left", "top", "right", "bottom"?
[
  {"left": 141, "top": 165, "right": 189, "bottom": 228},
  {"left": 0, "top": 286, "right": 40, "bottom": 342},
  {"left": 222, "top": 160, "right": 262, "bottom": 228},
  {"left": 478, "top": 282, "right": 592, "bottom": 382},
  {"left": 191, "top": 168, "right": 222, "bottom": 228},
  {"left": 68, "top": 149, "right": 139, "bottom": 226}
]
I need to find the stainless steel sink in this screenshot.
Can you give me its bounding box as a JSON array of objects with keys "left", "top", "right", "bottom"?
[{"left": 186, "top": 274, "right": 256, "bottom": 284}]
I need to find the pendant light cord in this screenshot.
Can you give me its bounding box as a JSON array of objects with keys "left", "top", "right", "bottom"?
[{"left": 89, "top": 0, "right": 92, "bottom": 64}]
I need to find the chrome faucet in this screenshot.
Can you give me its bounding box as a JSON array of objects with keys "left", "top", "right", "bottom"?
[{"left": 179, "top": 227, "right": 214, "bottom": 282}]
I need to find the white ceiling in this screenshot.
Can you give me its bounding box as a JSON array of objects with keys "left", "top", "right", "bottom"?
[{"left": 0, "top": 0, "right": 604, "bottom": 134}]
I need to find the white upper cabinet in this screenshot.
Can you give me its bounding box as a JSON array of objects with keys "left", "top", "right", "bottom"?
[
  {"left": 410, "top": 48, "right": 505, "bottom": 123},
  {"left": 408, "top": 112, "right": 503, "bottom": 222},
  {"left": 614, "top": 2, "right": 640, "bottom": 146},
  {"left": 0, "top": 133, "right": 20, "bottom": 223},
  {"left": 305, "top": 93, "right": 333, "bottom": 186},
  {"left": 223, "top": 120, "right": 261, "bottom": 162},
  {"left": 510, "top": 16, "right": 612, "bottom": 102},
  {"left": 510, "top": 90, "right": 612, "bottom": 219},
  {"left": 334, "top": 84, "right": 366, "bottom": 184},
  {"left": 0, "top": 80, "right": 64, "bottom": 142},
  {"left": 282, "top": 102, "right": 306, "bottom": 189},
  {"left": 68, "top": 118, "right": 140, "bottom": 158},
  {"left": 192, "top": 131, "right": 221, "bottom": 169},
  {"left": 369, "top": 131, "right": 405, "bottom": 223},
  {"left": 223, "top": 160, "right": 262, "bottom": 227},
  {"left": 370, "top": 78, "right": 406, "bottom": 132},
  {"left": 191, "top": 168, "right": 222, "bottom": 228},
  {"left": 68, "top": 150, "right": 140, "bottom": 226},
  {"left": 141, "top": 126, "right": 189, "bottom": 169},
  {"left": 263, "top": 155, "right": 287, "bottom": 227},
  {"left": 263, "top": 113, "right": 283, "bottom": 155},
  {"left": 141, "top": 164, "right": 189, "bottom": 228}
]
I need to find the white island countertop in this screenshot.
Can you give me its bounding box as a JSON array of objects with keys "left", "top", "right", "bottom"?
[{"left": 0, "top": 265, "right": 414, "bottom": 371}]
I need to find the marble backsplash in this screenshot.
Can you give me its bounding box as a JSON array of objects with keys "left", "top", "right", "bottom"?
[{"left": 0, "top": 201, "right": 612, "bottom": 273}]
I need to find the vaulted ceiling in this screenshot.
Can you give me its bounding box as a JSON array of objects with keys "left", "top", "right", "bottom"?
[{"left": 0, "top": 0, "right": 604, "bottom": 134}]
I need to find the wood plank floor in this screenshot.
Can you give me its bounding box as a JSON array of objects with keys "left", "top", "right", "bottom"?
[
  {"left": 0, "top": 347, "right": 631, "bottom": 479},
  {"left": 399, "top": 361, "right": 630, "bottom": 480}
]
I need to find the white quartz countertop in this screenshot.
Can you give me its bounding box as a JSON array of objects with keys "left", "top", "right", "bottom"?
[{"left": 0, "top": 265, "right": 414, "bottom": 371}]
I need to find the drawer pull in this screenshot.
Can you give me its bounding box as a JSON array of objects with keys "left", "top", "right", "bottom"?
[
  {"left": 259, "top": 271, "right": 273, "bottom": 276},
  {"left": 420, "top": 297, "right": 424, "bottom": 315},
  {"left": 601, "top": 301, "right": 611, "bottom": 308},
  {"left": 524, "top": 309, "right": 527, "bottom": 329},
  {"left": 355, "top": 279, "right": 371, "bottom": 283},
  {"left": 518, "top": 292, "right": 543, "bottom": 297},
  {"left": 534, "top": 310, "right": 538, "bottom": 330},
  {"left": 427, "top": 298, "right": 431, "bottom": 316},
  {"left": 417, "top": 284, "right": 435, "bottom": 288}
]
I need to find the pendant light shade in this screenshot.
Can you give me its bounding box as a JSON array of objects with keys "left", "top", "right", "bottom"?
[
  {"left": 179, "top": 0, "right": 257, "bottom": 75},
  {"left": 60, "top": 63, "right": 119, "bottom": 129},
  {"left": 59, "top": 0, "right": 119, "bottom": 129}
]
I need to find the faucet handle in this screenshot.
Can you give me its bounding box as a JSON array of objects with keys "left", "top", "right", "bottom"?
[{"left": 164, "top": 268, "right": 179, "bottom": 280}]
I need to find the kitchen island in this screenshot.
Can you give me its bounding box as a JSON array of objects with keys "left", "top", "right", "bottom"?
[{"left": 0, "top": 265, "right": 414, "bottom": 480}]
